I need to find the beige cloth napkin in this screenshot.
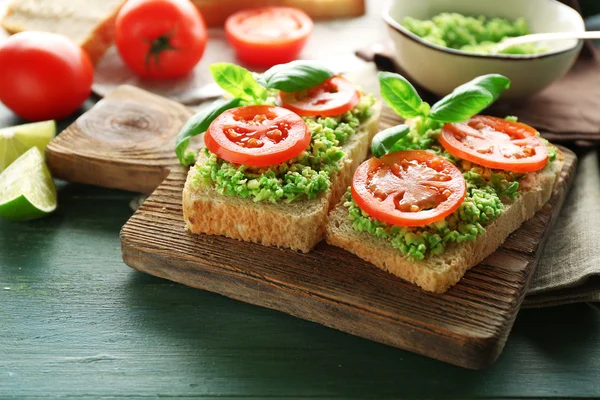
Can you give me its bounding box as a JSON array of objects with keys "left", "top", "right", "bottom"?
[
  {"left": 523, "top": 148, "right": 600, "bottom": 307},
  {"left": 490, "top": 54, "right": 600, "bottom": 143}
]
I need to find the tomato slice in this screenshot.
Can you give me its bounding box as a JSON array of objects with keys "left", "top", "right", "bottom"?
[
  {"left": 277, "top": 76, "right": 360, "bottom": 117},
  {"left": 440, "top": 115, "right": 548, "bottom": 173},
  {"left": 204, "top": 105, "right": 311, "bottom": 167},
  {"left": 351, "top": 151, "right": 466, "bottom": 227},
  {"left": 225, "top": 7, "right": 313, "bottom": 68}
]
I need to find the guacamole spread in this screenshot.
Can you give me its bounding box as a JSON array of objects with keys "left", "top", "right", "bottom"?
[
  {"left": 190, "top": 94, "right": 376, "bottom": 203},
  {"left": 344, "top": 118, "right": 557, "bottom": 261},
  {"left": 402, "top": 13, "right": 546, "bottom": 55}
]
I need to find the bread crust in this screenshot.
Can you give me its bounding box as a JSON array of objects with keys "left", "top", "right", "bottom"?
[
  {"left": 183, "top": 101, "right": 381, "bottom": 252},
  {"left": 80, "top": 1, "right": 125, "bottom": 65},
  {"left": 1, "top": 0, "right": 126, "bottom": 64},
  {"left": 325, "top": 151, "right": 565, "bottom": 293}
]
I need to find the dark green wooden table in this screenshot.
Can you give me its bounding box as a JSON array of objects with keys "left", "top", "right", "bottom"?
[{"left": 1, "top": 101, "right": 600, "bottom": 399}]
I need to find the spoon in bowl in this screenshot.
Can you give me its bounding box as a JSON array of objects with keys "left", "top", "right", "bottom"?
[{"left": 492, "top": 31, "right": 600, "bottom": 54}]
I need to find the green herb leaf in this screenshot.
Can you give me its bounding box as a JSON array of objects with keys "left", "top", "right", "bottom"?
[
  {"left": 253, "top": 72, "right": 268, "bottom": 88},
  {"left": 262, "top": 61, "right": 334, "bottom": 92},
  {"left": 209, "top": 63, "right": 267, "bottom": 103},
  {"left": 429, "top": 74, "right": 510, "bottom": 123},
  {"left": 175, "top": 98, "right": 241, "bottom": 165},
  {"left": 378, "top": 71, "right": 430, "bottom": 119},
  {"left": 371, "top": 124, "right": 410, "bottom": 158}
]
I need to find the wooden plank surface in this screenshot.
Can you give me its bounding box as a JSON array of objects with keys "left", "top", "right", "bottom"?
[
  {"left": 46, "top": 87, "right": 193, "bottom": 193},
  {"left": 44, "top": 85, "right": 577, "bottom": 369}
]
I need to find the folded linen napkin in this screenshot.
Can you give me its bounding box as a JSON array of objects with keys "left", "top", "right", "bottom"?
[{"left": 523, "top": 148, "right": 600, "bottom": 307}]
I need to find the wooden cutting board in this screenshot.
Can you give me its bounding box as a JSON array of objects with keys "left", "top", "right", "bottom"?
[{"left": 45, "top": 85, "right": 577, "bottom": 369}]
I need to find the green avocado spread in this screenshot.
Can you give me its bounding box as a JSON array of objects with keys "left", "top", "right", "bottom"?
[
  {"left": 344, "top": 118, "right": 558, "bottom": 261},
  {"left": 402, "top": 13, "right": 547, "bottom": 55},
  {"left": 190, "top": 94, "right": 376, "bottom": 203}
]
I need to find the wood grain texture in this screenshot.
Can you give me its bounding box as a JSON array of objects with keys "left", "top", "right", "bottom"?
[
  {"left": 45, "top": 85, "right": 577, "bottom": 369},
  {"left": 46, "top": 85, "right": 194, "bottom": 193}
]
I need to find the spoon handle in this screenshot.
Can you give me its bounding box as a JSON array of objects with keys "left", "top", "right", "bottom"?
[{"left": 495, "top": 31, "right": 600, "bottom": 52}]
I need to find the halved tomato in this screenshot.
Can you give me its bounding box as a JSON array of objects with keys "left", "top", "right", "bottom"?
[
  {"left": 225, "top": 7, "right": 313, "bottom": 68},
  {"left": 351, "top": 151, "right": 466, "bottom": 227},
  {"left": 204, "top": 105, "right": 311, "bottom": 166},
  {"left": 278, "top": 76, "right": 360, "bottom": 117},
  {"left": 440, "top": 115, "right": 548, "bottom": 173}
]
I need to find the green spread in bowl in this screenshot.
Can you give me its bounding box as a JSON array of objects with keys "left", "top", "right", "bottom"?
[{"left": 402, "top": 12, "right": 547, "bottom": 55}]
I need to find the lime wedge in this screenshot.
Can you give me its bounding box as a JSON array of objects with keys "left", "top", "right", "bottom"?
[
  {"left": 0, "top": 147, "right": 57, "bottom": 221},
  {"left": 0, "top": 120, "right": 56, "bottom": 172}
]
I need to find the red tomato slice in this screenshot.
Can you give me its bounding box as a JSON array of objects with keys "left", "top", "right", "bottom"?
[
  {"left": 277, "top": 76, "right": 360, "bottom": 117},
  {"left": 351, "top": 151, "right": 466, "bottom": 227},
  {"left": 440, "top": 115, "right": 548, "bottom": 173},
  {"left": 204, "top": 105, "right": 311, "bottom": 167},
  {"left": 225, "top": 7, "right": 313, "bottom": 68}
]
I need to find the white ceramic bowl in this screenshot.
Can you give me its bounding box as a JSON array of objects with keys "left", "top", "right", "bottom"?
[{"left": 384, "top": 0, "right": 585, "bottom": 99}]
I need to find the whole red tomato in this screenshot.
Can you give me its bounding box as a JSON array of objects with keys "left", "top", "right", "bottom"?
[
  {"left": 0, "top": 32, "right": 93, "bottom": 121},
  {"left": 115, "top": 0, "right": 207, "bottom": 79}
]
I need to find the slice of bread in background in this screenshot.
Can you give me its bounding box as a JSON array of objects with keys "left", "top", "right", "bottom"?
[
  {"left": 325, "top": 151, "right": 565, "bottom": 293},
  {"left": 183, "top": 100, "right": 381, "bottom": 253},
  {"left": 191, "top": 0, "right": 365, "bottom": 27},
  {"left": 1, "top": 0, "right": 127, "bottom": 64}
]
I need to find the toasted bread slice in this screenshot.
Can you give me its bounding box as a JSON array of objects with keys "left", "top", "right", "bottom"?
[
  {"left": 183, "top": 100, "right": 381, "bottom": 252},
  {"left": 2, "top": 0, "right": 126, "bottom": 64},
  {"left": 325, "top": 150, "right": 565, "bottom": 293}
]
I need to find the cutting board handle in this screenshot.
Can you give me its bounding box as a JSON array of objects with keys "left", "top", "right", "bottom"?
[{"left": 46, "top": 85, "right": 195, "bottom": 193}]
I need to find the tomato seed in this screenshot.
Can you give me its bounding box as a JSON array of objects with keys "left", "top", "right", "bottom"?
[
  {"left": 266, "top": 129, "right": 283, "bottom": 141},
  {"left": 252, "top": 114, "right": 268, "bottom": 124},
  {"left": 246, "top": 138, "right": 263, "bottom": 148}
]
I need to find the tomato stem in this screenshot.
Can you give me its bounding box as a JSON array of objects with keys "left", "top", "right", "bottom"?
[{"left": 145, "top": 30, "right": 178, "bottom": 71}]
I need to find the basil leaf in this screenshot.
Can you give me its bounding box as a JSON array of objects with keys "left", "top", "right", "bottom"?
[
  {"left": 175, "top": 98, "right": 241, "bottom": 165},
  {"left": 253, "top": 72, "right": 268, "bottom": 88},
  {"left": 466, "top": 74, "right": 511, "bottom": 102},
  {"left": 209, "top": 63, "right": 267, "bottom": 103},
  {"left": 429, "top": 74, "right": 510, "bottom": 123},
  {"left": 378, "top": 71, "right": 430, "bottom": 119},
  {"left": 263, "top": 61, "right": 334, "bottom": 92},
  {"left": 371, "top": 124, "right": 410, "bottom": 158}
]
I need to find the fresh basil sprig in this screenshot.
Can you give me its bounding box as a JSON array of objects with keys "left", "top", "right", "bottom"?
[
  {"left": 209, "top": 63, "right": 268, "bottom": 104},
  {"left": 175, "top": 61, "right": 335, "bottom": 165},
  {"left": 378, "top": 71, "right": 510, "bottom": 124},
  {"left": 429, "top": 74, "right": 510, "bottom": 122},
  {"left": 210, "top": 61, "right": 334, "bottom": 103},
  {"left": 263, "top": 61, "right": 334, "bottom": 92},
  {"left": 379, "top": 72, "right": 430, "bottom": 119},
  {"left": 371, "top": 72, "right": 510, "bottom": 158},
  {"left": 371, "top": 124, "right": 410, "bottom": 158},
  {"left": 175, "top": 98, "right": 241, "bottom": 165}
]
